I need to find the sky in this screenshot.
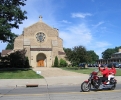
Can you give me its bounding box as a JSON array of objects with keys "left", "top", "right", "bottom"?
[{"left": 1, "top": 0, "right": 121, "bottom": 58}]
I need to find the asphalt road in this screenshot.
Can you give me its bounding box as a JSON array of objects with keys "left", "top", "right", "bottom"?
[{"left": 0, "top": 84, "right": 121, "bottom": 100}]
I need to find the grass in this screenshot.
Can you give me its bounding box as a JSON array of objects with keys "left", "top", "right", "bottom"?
[
  {"left": 61, "top": 67, "right": 121, "bottom": 76},
  {"left": 0, "top": 69, "right": 44, "bottom": 79}
]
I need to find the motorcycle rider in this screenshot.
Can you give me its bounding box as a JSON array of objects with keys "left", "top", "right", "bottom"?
[
  {"left": 98, "top": 64, "right": 109, "bottom": 88},
  {"left": 106, "top": 64, "right": 116, "bottom": 84}
]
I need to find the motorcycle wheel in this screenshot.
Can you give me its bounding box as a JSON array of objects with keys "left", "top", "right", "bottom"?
[
  {"left": 81, "top": 82, "right": 91, "bottom": 92},
  {"left": 109, "top": 84, "right": 116, "bottom": 90}
]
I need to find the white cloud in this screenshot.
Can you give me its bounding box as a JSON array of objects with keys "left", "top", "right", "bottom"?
[
  {"left": 92, "top": 21, "right": 104, "bottom": 28},
  {"left": 71, "top": 13, "right": 92, "bottom": 18},
  {"left": 59, "top": 22, "right": 111, "bottom": 59},
  {"left": 61, "top": 20, "right": 71, "bottom": 24},
  {"left": 87, "top": 41, "right": 111, "bottom": 58},
  {"left": 59, "top": 24, "right": 93, "bottom": 48}
]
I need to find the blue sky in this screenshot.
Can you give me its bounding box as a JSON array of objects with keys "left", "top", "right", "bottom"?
[{"left": 1, "top": 0, "right": 121, "bottom": 58}]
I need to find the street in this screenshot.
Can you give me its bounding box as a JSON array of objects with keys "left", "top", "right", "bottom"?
[{"left": 0, "top": 84, "right": 121, "bottom": 100}]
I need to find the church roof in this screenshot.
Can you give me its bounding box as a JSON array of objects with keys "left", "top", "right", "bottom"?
[
  {"left": 1, "top": 50, "right": 12, "bottom": 56},
  {"left": 24, "top": 16, "right": 58, "bottom": 32}
]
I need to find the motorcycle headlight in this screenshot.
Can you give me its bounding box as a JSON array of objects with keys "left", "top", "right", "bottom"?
[{"left": 89, "top": 74, "right": 92, "bottom": 77}]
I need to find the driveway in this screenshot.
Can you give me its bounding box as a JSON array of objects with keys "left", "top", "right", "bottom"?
[{"left": 33, "top": 67, "right": 87, "bottom": 78}]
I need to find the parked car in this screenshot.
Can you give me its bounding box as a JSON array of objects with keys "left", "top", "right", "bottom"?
[
  {"left": 88, "top": 64, "right": 92, "bottom": 67},
  {"left": 118, "top": 64, "right": 121, "bottom": 68},
  {"left": 79, "top": 63, "right": 85, "bottom": 68},
  {"left": 93, "top": 64, "right": 98, "bottom": 67},
  {"left": 108, "top": 62, "right": 121, "bottom": 68}
]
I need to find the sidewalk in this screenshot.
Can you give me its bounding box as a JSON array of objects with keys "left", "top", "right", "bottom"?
[{"left": 0, "top": 68, "right": 121, "bottom": 87}]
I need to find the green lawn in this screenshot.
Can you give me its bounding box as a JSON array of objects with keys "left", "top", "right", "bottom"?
[
  {"left": 61, "top": 67, "right": 121, "bottom": 76},
  {"left": 0, "top": 69, "right": 44, "bottom": 79}
]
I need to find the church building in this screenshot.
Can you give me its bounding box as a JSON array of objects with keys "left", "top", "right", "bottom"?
[{"left": 13, "top": 16, "right": 65, "bottom": 68}]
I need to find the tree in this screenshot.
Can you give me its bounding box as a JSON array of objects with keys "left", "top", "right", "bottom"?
[
  {"left": 6, "top": 43, "right": 14, "bottom": 50},
  {"left": 6, "top": 34, "right": 18, "bottom": 49},
  {"left": 64, "top": 46, "right": 88, "bottom": 66},
  {"left": 64, "top": 46, "right": 100, "bottom": 66},
  {"left": 114, "top": 46, "right": 121, "bottom": 52},
  {"left": 54, "top": 56, "right": 59, "bottom": 67},
  {"left": 0, "top": 0, "right": 27, "bottom": 42},
  {"left": 63, "top": 48, "right": 72, "bottom": 61},
  {"left": 102, "top": 46, "right": 121, "bottom": 59},
  {"left": 102, "top": 48, "right": 116, "bottom": 59},
  {"left": 71, "top": 46, "right": 87, "bottom": 66},
  {"left": 86, "top": 50, "right": 99, "bottom": 63}
]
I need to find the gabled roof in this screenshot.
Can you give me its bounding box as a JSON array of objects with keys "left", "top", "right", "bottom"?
[
  {"left": 1, "top": 50, "right": 12, "bottom": 56},
  {"left": 24, "top": 17, "right": 58, "bottom": 32},
  {"left": 58, "top": 51, "right": 65, "bottom": 55}
]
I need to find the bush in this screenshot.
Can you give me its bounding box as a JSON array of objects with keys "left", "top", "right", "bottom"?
[
  {"left": 0, "top": 49, "right": 31, "bottom": 68},
  {"left": 59, "top": 58, "right": 67, "bottom": 67},
  {"left": 24, "top": 57, "right": 30, "bottom": 68},
  {"left": 54, "top": 56, "right": 59, "bottom": 67}
]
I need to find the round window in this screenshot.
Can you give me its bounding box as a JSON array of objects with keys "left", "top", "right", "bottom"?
[{"left": 36, "top": 32, "right": 45, "bottom": 42}]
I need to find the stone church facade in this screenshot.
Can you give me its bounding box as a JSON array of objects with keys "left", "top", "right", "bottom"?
[{"left": 14, "top": 17, "right": 65, "bottom": 68}]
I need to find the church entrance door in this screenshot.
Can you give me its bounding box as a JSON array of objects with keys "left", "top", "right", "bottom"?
[
  {"left": 36, "top": 53, "right": 46, "bottom": 67},
  {"left": 37, "top": 60, "right": 44, "bottom": 67}
]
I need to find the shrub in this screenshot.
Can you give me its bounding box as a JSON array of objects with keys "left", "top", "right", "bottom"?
[
  {"left": 24, "top": 57, "right": 30, "bottom": 68},
  {"left": 0, "top": 49, "right": 31, "bottom": 68},
  {"left": 59, "top": 58, "right": 67, "bottom": 67},
  {"left": 54, "top": 56, "right": 59, "bottom": 67}
]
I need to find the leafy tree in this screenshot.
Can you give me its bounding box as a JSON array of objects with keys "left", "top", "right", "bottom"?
[
  {"left": 64, "top": 46, "right": 100, "bottom": 66},
  {"left": 72, "top": 46, "right": 87, "bottom": 66},
  {"left": 6, "top": 43, "right": 14, "bottom": 50},
  {"left": 102, "top": 46, "right": 121, "bottom": 59},
  {"left": 54, "top": 56, "right": 59, "bottom": 67},
  {"left": 6, "top": 34, "right": 18, "bottom": 49},
  {"left": 59, "top": 58, "right": 67, "bottom": 67},
  {"left": 102, "top": 48, "right": 116, "bottom": 59},
  {"left": 0, "top": 0, "right": 27, "bottom": 42},
  {"left": 87, "top": 50, "right": 99, "bottom": 63},
  {"left": 63, "top": 48, "right": 72, "bottom": 61},
  {"left": 114, "top": 46, "right": 121, "bottom": 52}
]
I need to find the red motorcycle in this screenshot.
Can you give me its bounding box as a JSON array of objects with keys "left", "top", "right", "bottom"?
[{"left": 81, "top": 69, "right": 117, "bottom": 92}]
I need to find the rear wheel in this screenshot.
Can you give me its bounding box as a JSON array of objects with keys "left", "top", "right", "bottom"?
[
  {"left": 109, "top": 84, "right": 116, "bottom": 90},
  {"left": 109, "top": 79, "right": 116, "bottom": 90},
  {"left": 81, "top": 82, "right": 91, "bottom": 92}
]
